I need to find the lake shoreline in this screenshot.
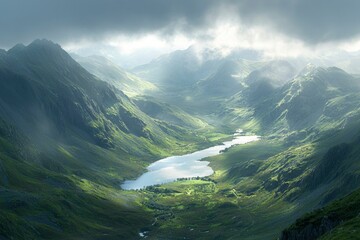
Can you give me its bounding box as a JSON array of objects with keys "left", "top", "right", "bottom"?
[{"left": 121, "top": 130, "right": 260, "bottom": 190}]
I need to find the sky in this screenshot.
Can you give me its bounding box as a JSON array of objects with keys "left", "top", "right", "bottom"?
[{"left": 1, "top": 0, "right": 360, "bottom": 67}]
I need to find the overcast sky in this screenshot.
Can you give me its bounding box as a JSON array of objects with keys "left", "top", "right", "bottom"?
[{"left": 1, "top": 0, "right": 360, "bottom": 65}]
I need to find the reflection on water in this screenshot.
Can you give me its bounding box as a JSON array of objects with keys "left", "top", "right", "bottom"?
[{"left": 121, "top": 130, "right": 260, "bottom": 190}]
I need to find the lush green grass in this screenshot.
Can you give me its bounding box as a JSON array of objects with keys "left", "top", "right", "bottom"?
[
  {"left": 2, "top": 41, "right": 360, "bottom": 240},
  {"left": 0, "top": 112, "right": 229, "bottom": 239},
  {"left": 73, "top": 54, "right": 158, "bottom": 97},
  {"left": 134, "top": 123, "right": 360, "bottom": 240},
  {"left": 206, "top": 139, "right": 284, "bottom": 174},
  {"left": 0, "top": 132, "right": 153, "bottom": 239},
  {"left": 139, "top": 180, "right": 297, "bottom": 239},
  {"left": 134, "top": 140, "right": 302, "bottom": 240}
]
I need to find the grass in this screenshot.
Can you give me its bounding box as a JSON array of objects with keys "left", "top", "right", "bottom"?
[
  {"left": 134, "top": 123, "right": 360, "bottom": 240},
  {"left": 2, "top": 100, "right": 360, "bottom": 240},
  {"left": 0, "top": 114, "right": 233, "bottom": 239},
  {"left": 133, "top": 139, "right": 304, "bottom": 240},
  {"left": 0, "top": 141, "right": 153, "bottom": 239},
  {"left": 139, "top": 179, "right": 298, "bottom": 239}
]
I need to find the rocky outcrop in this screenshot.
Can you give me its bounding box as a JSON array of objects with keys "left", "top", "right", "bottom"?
[
  {"left": 305, "top": 143, "right": 351, "bottom": 190},
  {"left": 280, "top": 215, "right": 340, "bottom": 240}
]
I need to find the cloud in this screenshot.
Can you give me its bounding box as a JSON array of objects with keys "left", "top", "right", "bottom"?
[
  {"left": 232, "top": 0, "right": 360, "bottom": 44},
  {"left": 1, "top": 0, "right": 360, "bottom": 50},
  {"left": 0, "top": 0, "right": 217, "bottom": 48}
]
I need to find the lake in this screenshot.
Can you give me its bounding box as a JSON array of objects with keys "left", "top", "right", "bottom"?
[{"left": 121, "top": 130, "right": 260, "bottom": 190}]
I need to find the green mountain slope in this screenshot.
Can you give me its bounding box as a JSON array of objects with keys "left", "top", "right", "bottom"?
[
  {"left": 0, "top": 39, "right": 203, "bottom": 152},
  {"left": 141, "top": 114, "right": 360, "bottom": 239},
  {"left": 73, "top": 54, "right": 157, "bottom": 97},
  {"left": 133, "top": 47, "right": 217, "bottom": 90},
  {"left": 0, "top": 118, "right": 152, "bottom": 239},
  {"left": 2, "top": 40, "right": 360, "bottom": 239},
  {"left": 281, "top": 187, "right": 360, "bottom": 240},
  {"left": 224, "top": 66, "right": 360, "bottom": 135},
  {"left": 133, "top": 96, "right": 208, "bottom": 129},
  {"left": 133, "top": 47, "right": 278, "bottom": 115},
  {"left": 0, "top": 40, "right": 216, "bottom": 239},
  {"left": 264, "top": 67, "right": 360, "bottom": 131},
  {"left": 73, "top": 54, "right": 209, "bottom": 131},
  {"left": 131, "top": 61, "right": 360, "bottom": 239},
  {"left": 196, "top": 59, "right": 263, "bottom": 97}
]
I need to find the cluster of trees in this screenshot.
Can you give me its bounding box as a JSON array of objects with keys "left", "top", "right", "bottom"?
[
  {"left": 134, "top": 176, "right": 218, "bottom": 193},
  {"left": 176, "top": 176, "right": 217, "bottom": 183},
  {"left": 143, "top": 186, "right": 176, "bottom": 193}
]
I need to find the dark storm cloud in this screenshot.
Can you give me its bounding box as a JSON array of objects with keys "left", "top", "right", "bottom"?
[
  {"left": 0, "top": 0, "right": 360, "bottom": 48},
  {"left": 234, "top": 0, "right": 360, "bottom": 44},
  {"left": 0, "top": 0, "right": 218, "bottom": 47}
]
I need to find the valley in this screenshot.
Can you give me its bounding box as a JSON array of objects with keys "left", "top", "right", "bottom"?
[
  {"left": 121, "top": 131, "right": 260, "bottom": 190},
  {"left": 1, "top": 39, "right": 360, "bottom": 240}
]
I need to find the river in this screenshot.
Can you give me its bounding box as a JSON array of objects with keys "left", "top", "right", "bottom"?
[{"left": 121, "top": 130, "right": 260, "bottom": 190}]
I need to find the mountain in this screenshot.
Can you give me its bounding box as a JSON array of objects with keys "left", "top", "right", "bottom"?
[
  {"left": 0, "top": 40, "right": 213, "bottom": 239},
  {"left": 212, "top": 59, "right": 296, "bottom": 105},
  {"left": 224, "top": 65, "right": 360, "bottom": 135},
  {"left": 133, "top": 46, "right": 219, "bottom": 90},
  {"left": 133, "top": 47, "right": 261, "bottom": 115},
  {"left": 0, "top": 42, "right": 119, "bottom": 148},
  {"left": 0, "top": 39, "right": 201, "bottom": 150},
  {"left": 73, "top": 54, "right": 211, "bottom": 131},
  {"left": 196, "top": 59, "right": 264, "bottom": 97},
  {"left": 73, "top": 54, "right": 158, "bottom": 97},
  {"left": 262, "top": 66, "right": 360, "bottom": 132},
  {"left": 134, "top": 62, "right": 360, "bottom": 239},
  {"left": 133, "top": 47, "right": 300, "bottom": 118},
  {"left": 133, "top": 96, "right": 208, "bottom": 129},
  {"left": 132, "top": 46, "right": 267, "bottom": 92},
  {"left": 244, "top": 60, "right": 296, "bottom": 101},
  {"left": 281, "top": 187, "right": 360, "bottom": 240},
  {"left": 2, "top": 40, "right": 360, "bottom": 239},
  {"left": 204, "top": 65, "right": 360, "bottom": 239}
]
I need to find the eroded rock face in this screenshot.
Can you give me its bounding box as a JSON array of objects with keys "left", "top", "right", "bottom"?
[
  {"left": 280, "top": 215, "right": 340, "bottom": 240},
  {"left": 306, "top": 143, "right": 351, "bottom": 191}
]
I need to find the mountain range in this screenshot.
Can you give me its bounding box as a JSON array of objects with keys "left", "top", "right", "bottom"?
[
  {"left": 0, "top": 39, "right": 214, "bottom": 239},
  {"left": 0, "top": 39, "right": 360, "bottom": 239}
]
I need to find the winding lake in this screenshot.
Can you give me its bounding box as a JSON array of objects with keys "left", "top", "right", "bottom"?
[{"left": 121, "top": 130, "right": 260, "bottom": 190}]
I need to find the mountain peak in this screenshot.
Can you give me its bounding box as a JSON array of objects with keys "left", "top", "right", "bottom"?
[
  {"left": 7, "top": 43, "right": 26, "bottom": 54},
  {"left": 27, "top": 39, "right": 63, "bottom": 53},
  {"left": 3, "top": 39, "right": 93, "bottom": 89},
  {"left": 30, "top": 38, "right": 58, "bottom": 46},
  {"left": 6, "top": 39, "right": 65, "bottom": 58},
  {"left": 297, "top": 63, "right": 317, "bottom": 76}
]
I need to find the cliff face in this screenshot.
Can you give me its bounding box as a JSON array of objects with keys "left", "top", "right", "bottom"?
[
  {"left": 280, "top": 187, "right": 360, "bottom": 240},
  {"left": 280, "top": 215, "right": 340, "bottom": 240}
]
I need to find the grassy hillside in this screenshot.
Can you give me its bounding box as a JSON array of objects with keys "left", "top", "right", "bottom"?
[
  {"left": 73, "top": 54, "right": 158, "bottom": 97},
  {"left": 0, "top": 118, "right": 152, "bottom": 239},
  {"left": 2, "top": 40, "right": 360, "bottom": 239},
  {"left": 224, "top": 66, "right": 360, "bottom": 136},
  {"left": 133, "top": 96, "right": 208, "bottom": 129},
  {"left": 0, "top": 39, "right": 211, "bottom": 152},
  {"left": 0, "top": 40, "right": 223, "bottom": 239},
  {"left": 126, "top": 63, "right": 360, "bottom": 238},
  {"left": 133, "top": 119, "right": 360, "bottom": 239}
]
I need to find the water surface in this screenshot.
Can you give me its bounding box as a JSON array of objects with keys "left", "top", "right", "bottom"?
[{"left": 121, "top": 130, "right": 260, "bottom": 190}]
